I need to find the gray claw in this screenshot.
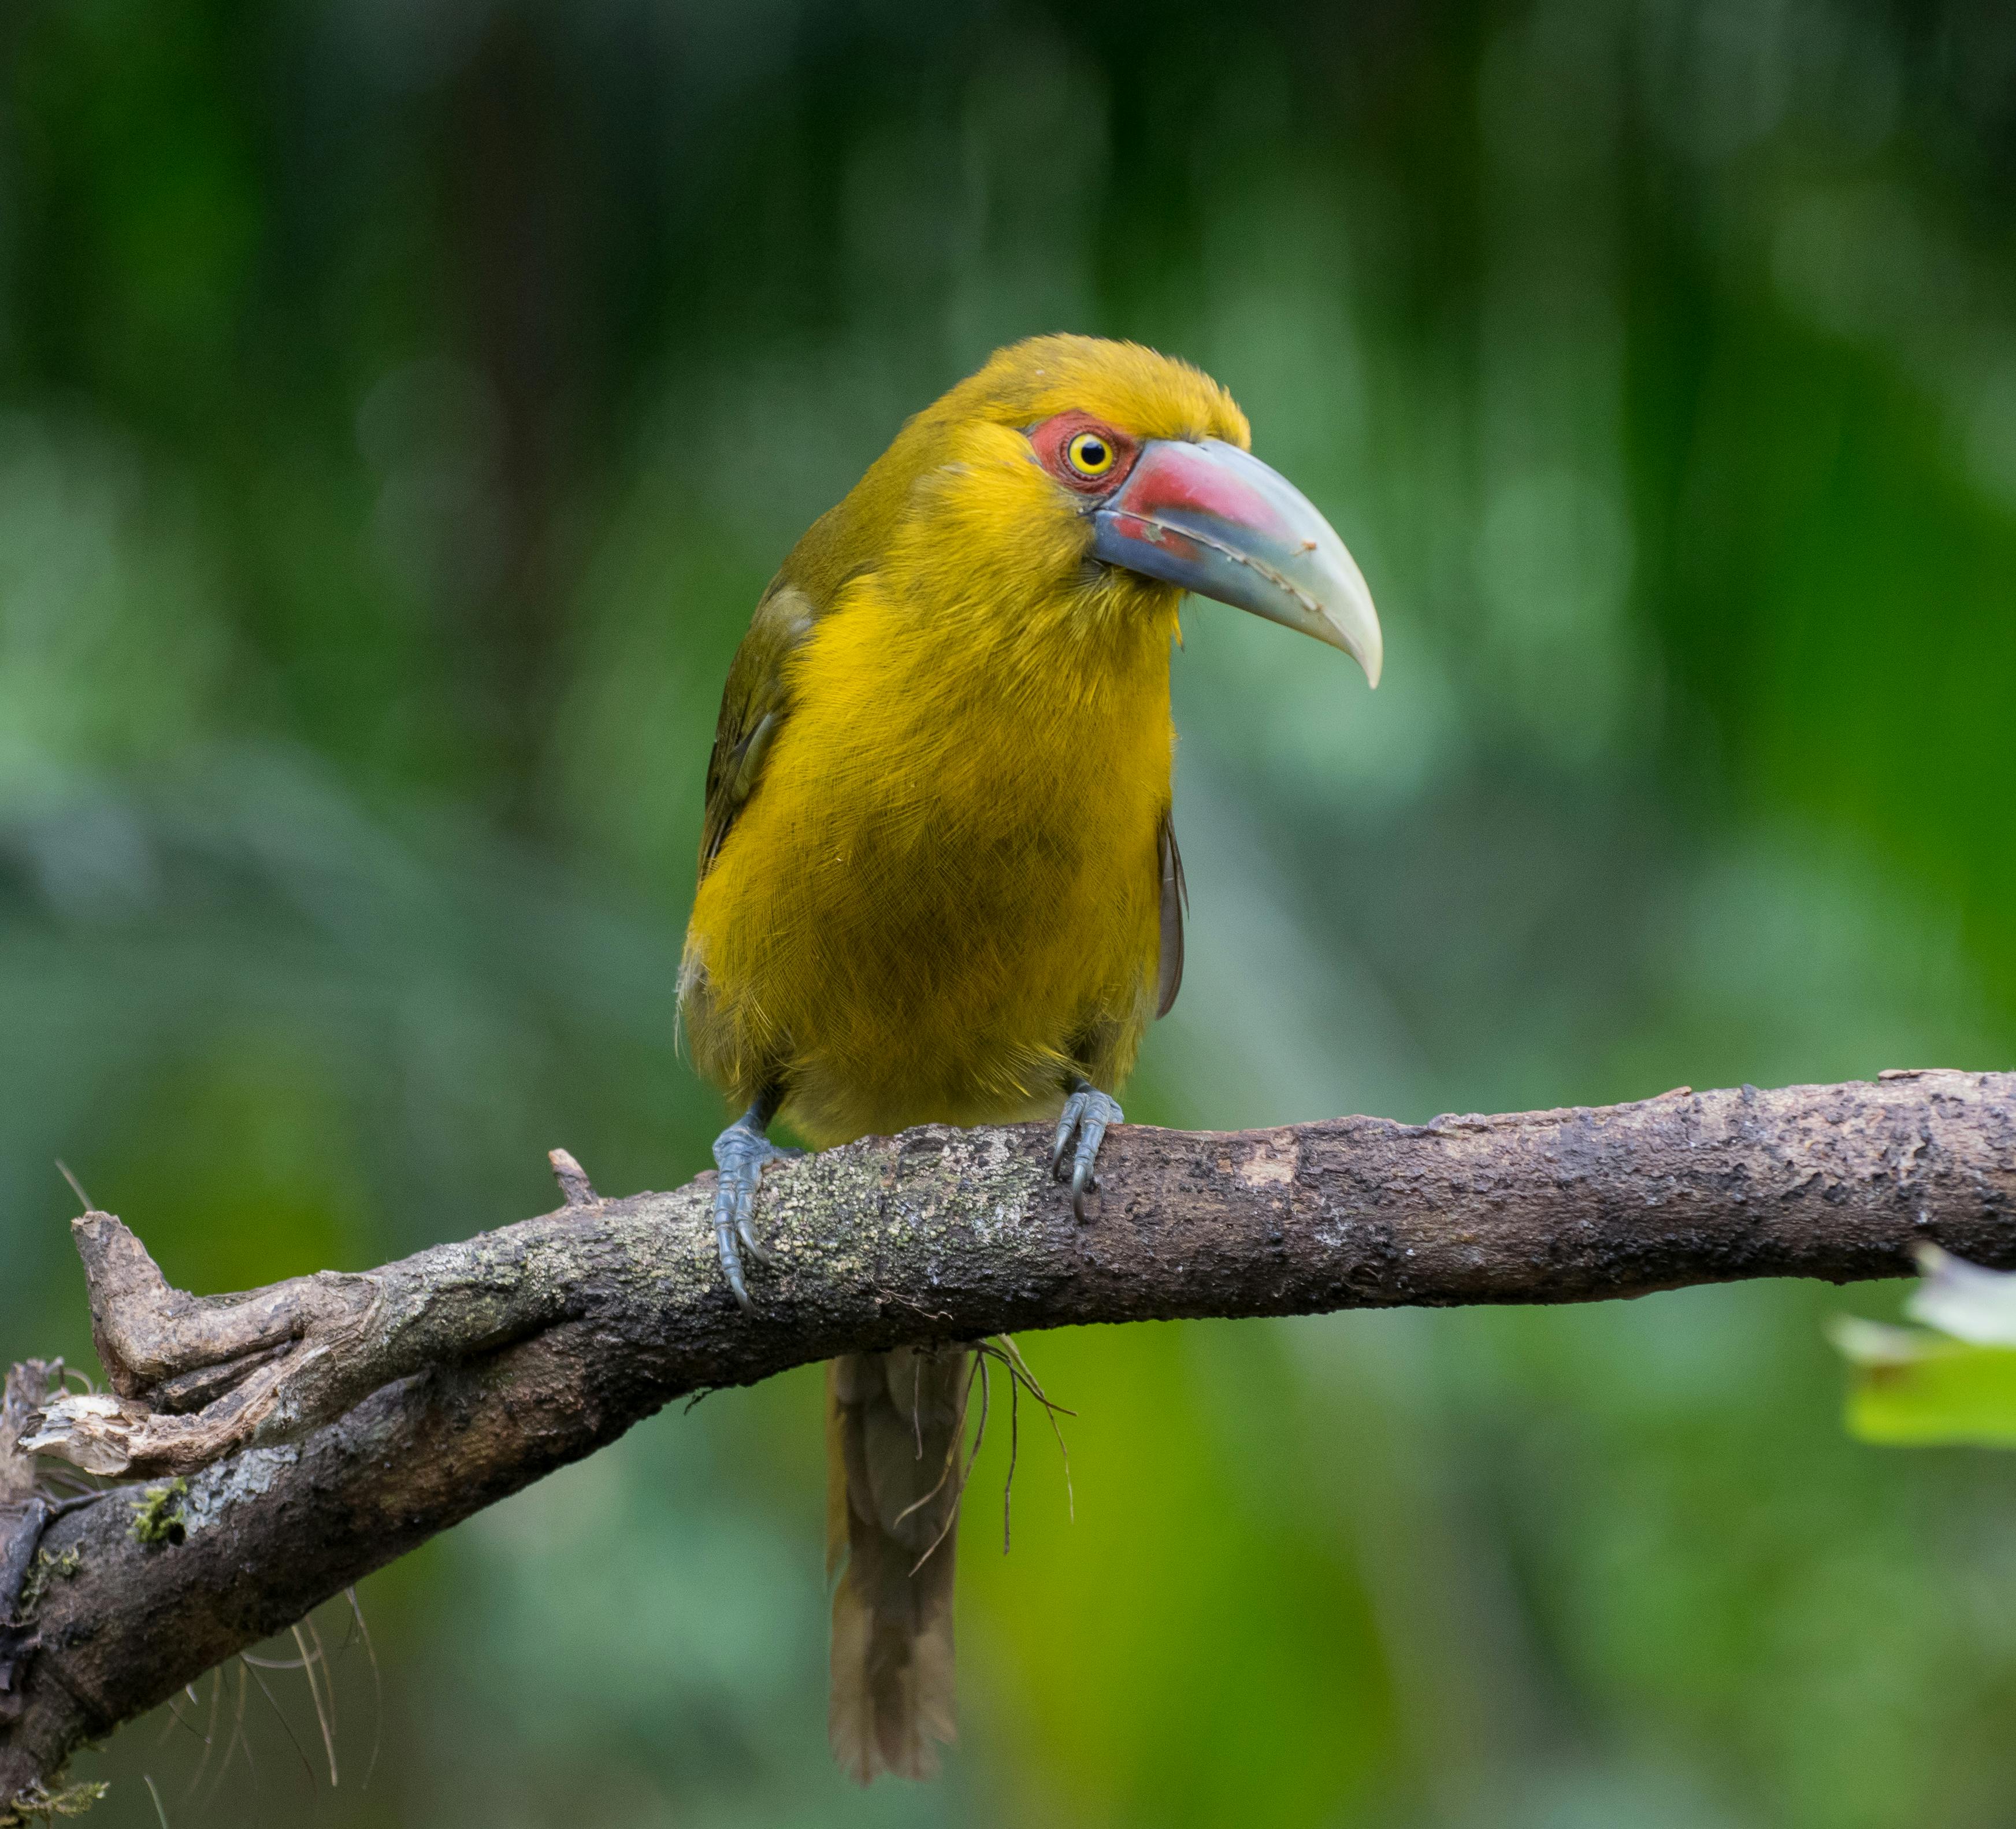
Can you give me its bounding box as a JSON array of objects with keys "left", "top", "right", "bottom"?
[
  {"left": 1052, "top": 1085, "right": 1123, "bottom": 1222},
  {"left": 715, "top": 1217, "right": 751, "bottom": 1309}
]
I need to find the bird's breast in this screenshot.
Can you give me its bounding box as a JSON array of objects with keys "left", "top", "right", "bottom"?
[{"left": 685, "top": 587, "right": 1176, "bottom": 1143}]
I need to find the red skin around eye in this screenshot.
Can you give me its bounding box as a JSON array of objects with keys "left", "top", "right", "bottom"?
[{"left": 1027, "top": 412, "right": 1140, "bottom": 495}]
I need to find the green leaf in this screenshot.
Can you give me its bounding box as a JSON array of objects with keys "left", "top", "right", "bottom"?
[{"left": 1828, "top": 1308, "right": 2016, "bottom": 1447}]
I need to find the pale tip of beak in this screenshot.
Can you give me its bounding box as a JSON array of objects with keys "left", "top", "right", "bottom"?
[{"left": 1321, "top": 561, "right": 1383, "bottom": 691}]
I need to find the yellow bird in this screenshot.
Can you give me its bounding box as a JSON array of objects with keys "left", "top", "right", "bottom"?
[{"left": 680, "top": 334, "right": 1380, "bottom": 1782}]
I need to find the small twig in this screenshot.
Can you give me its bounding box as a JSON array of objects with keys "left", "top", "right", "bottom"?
[
  {"left": 892, "top": 1354, "right": 985, "bottom": 1531},
  {"left": 154, "top": 1690, "right": 207, "bottom": 1751},
  {"left": 47, "top": 1482, "right": 152, "bottom": 1520},
  {"left": 53, "top": 1162, "right": 92, "bottom": 1216},
  {"left": 988, "top": 1335, "right": 1074, "bottom": 1522},
  {"left": 294, "top": 1616, "right": 337, "bottom": 1786},
  {"left": 869, "top": 1286, "right": 954, "bottom": 1324},
  {"left": 547, "top": 1149, "right": 597, "bottom": 1208},
  {"left": 905, "top": 1357, "right": 989, "bottom": 1578},
  {"left": 182, "top": 1668, "right": 222, "bottom": 1802},
  {"left": 1000, "top": 1351, "right": 1017, "bottom": 1553},
  {"left": 42, "top": 1482, "right": 103, "bottom": 1510},
  {"left": 198, "top": 1662, "right": 252, "bottom": 1812},
  {"left": 343, "top": 1587, "right": 383, "bottom": 1792},
  {"left": 243, "top": 1652, "right": 317, "bottom": 1785}
]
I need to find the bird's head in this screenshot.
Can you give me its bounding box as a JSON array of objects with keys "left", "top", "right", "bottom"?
[{"left": 793, "top": 334, "right": 1381, "bottom": 688}]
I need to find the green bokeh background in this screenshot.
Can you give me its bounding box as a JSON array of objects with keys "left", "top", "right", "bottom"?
[{"left": 4, "top": 1, "right": 2015, "bottom": 1823}]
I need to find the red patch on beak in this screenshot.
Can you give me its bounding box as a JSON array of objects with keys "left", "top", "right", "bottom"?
[{"left": 1108, "top": 440, "right": 1292, "bottom": 544}]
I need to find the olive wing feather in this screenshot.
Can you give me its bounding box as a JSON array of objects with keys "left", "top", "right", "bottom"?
[
  {"left": 1156, "top": 809, "right": 1186, "bottom": 1018},
  {"left": 699, "top": 583, "right": 820, "bottom": 876}
]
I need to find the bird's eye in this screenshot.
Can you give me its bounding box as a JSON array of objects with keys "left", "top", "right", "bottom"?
[{"left": 1065, "top": 431, "right": 1115, "bottom": 478}]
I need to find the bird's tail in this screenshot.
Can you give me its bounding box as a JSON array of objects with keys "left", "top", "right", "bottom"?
[{"left": 825, "top": 1345, "right": 971, "bottom": 1783}]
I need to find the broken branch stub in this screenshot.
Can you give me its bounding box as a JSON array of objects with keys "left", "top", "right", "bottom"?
[
  {"left": 23, "top": 1205, "right": 595, "bottom": 1479},
  {"left": 23, "top": 1216, "right": 384, "bottom": 1478},
  {"left": 25, "top": 1141, "right": 625, "bottom": 1480}
]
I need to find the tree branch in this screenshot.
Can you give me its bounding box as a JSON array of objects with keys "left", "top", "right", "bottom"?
[{"left": 4, "top": 1070, "right": 2014, "bottom": 1812}]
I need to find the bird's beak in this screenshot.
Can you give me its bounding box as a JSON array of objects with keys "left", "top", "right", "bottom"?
[{"left": 1089, "top": 439, "right": 1382, "bottom": 688}]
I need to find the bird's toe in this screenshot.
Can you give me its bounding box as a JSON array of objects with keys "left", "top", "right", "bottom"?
[
  {"left": 1053, "top": 1085, "right": 1122, "bottom": 1221},
  {"left": 1050, "top": 1107, "right": 1080, "bottom": 1175},
  {"left": 714, "top": 1186, "right": 755, "bottom": 1310},
  {"left": 736, "top": 1203, "right": 776, "bottom": 1266},
  {"left": 710, "top": 1121, "right": 793, "bottom": 1305}
]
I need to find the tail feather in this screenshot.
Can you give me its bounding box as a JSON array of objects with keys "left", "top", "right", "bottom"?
[{"left": 826, "top": 1346, "right": 971, "bottom": 1782}]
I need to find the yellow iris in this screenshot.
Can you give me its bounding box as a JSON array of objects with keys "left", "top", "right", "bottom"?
[{"left": 1066, "top": 430, "right": 1115, "bottom": 477}]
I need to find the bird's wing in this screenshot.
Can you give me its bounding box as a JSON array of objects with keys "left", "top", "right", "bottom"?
[
  {"left": 1156, "top": 808, "right": 1186, "bottom": 1018},
  {"left": 699, "top": 583, "right": 820, "bottom": 877}
]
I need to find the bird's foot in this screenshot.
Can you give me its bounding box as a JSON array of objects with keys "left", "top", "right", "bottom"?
[
  {"left": 711, "top": 1115, "right": 799, "bottom": 1309},
  {"left": 1052, "top": 1082, "right": 1123, "bottom": 1223}
]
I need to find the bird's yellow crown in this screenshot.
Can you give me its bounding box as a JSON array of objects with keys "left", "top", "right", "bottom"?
[{"left": 925, "top": 333, "right": 1251, "bottom": 446}]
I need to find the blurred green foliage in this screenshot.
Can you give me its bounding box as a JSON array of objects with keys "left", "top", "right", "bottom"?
[{"left": 3, "top": 0, "right": 2015, "bottom": 1823}]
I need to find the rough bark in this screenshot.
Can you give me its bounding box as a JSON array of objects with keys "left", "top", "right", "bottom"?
[{"left": 3, "top": 1070, "right": 2014, "bottom": 1813}]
